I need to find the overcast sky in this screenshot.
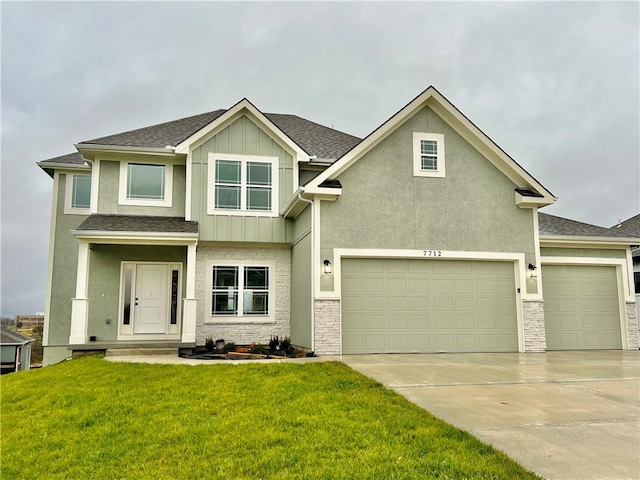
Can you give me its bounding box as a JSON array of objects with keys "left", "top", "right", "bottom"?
[{"left": 1, "top": 1, "right": 638, "bottom": 317}]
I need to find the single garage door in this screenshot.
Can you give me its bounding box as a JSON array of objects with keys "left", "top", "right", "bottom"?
[
  {"left": 341, "top": 258, "right": 518, "bottom": 354},
  {"left": 542, "top": 264, "right": 622, "bottom": 350}
]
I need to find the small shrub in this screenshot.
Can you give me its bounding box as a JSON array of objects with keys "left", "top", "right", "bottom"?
[
  {"left": 221, "top": 342, "right": 236, "bottom": 353},
  {"left": 248, "top": 344, "right": 268, "bottom": 355},
  {"left": 268, "top": 335, "right": 280, "bottom": 351},
  {"left": 205, "top": 337, "right": 215, "bottom": 352}
]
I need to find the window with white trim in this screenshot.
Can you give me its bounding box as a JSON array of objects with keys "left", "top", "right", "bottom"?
[
  {"left": 64, "top": 173, "right": 92, "bottom": 214},
  {"left": 208, "top": 154, "right": 278, "bottom": 216},
  {"left": 206, "top": 260, "right": 274, "bottom": 322},
  {"left": 413, "top": 132, "right": 445, "bottom": 178},
  {"left": 118, "top": 161, "right": 173, "bottom": 207}
]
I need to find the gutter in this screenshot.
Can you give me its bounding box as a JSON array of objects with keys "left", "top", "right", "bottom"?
[
  {"left": 74, "top": 143, "right": 182, "bottom": 156},
  {"left": 540, "top": 235, "right": 640, "bottom": 246},
  {"left": 297, "top": 191, "right": 315, "bottom": 353}
]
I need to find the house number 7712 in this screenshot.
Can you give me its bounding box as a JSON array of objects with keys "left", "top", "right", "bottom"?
[{"left": 423, "top": 250, "right": 442, "bottom": 257}]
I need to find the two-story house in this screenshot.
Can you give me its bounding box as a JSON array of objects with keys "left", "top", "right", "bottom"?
[{"left": 38, "top": 86, "right": 639, "bottom": 365}]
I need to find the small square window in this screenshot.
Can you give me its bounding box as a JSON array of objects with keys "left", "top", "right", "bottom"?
[
  {"left": 413, "top": 133, "right": 445, "bottom": 178},
  {"left": 209, "top": 264, "right": 271, "bottom": 317}
]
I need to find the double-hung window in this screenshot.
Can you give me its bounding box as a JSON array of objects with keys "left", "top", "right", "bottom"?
[
  {"left": 210, "top": 264, "right": 271, "bottom": 318},
  {"left": 208, "top": 154, "right": 278, "bottom": 216},
  {"left": 64, "top": 173, "right": 92, "bottom": 214},
  {"left": 413, "top": 133, "right": 445, "bottom": 178},
  {"left": 119, "top": 161, "right": 173, "bottom": 207}
]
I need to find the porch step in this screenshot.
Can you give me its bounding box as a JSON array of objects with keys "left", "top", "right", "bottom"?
[{"left": 105, "top": 348, "right": 179, "bottom": 357}]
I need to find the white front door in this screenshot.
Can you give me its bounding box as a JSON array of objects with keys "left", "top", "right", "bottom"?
[{"left": 133, "top": 264, "right": 169, "bottom": 334}]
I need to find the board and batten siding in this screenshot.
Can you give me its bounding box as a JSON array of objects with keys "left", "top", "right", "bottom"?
[
  {"left": 320, "top": 105, "right": 537, "bottom": 294},
  {"left": 290, "top": 205, "right": 312, "bottom": 348},
  {"left": 191, "top": 115, "right": 295, "bottom": 243}
]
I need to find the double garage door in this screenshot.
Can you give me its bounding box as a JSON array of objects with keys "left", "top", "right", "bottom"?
[
  {"left": 341, "top": 258, "right": 519, "bottom": 354},
  {"left": 542, "top": 264, "right": 622, "bottom": 350}
]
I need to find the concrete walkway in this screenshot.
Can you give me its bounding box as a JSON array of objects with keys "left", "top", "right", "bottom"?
[{"left": 339, "top": 351, "right": 640, "bottom": 480}]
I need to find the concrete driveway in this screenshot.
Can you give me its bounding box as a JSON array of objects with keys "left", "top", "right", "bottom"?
[{"left": 339, "top": 351, "right": 640, "bottom": 480}]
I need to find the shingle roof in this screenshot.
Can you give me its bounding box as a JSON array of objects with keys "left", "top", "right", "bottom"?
[
  {"left": 39, "top": 152, "right": 86, "bottom": 165},
  {"left": 39, "top": 109, "right": 362, "bottom": 163},
  {"left": 77, "top": 215, "right": 198, "bottom": 234},
  {"left": 539, "top": 213, "right": 639, "bottom": 239},
  {"left": 611, "top": 214, "right": 640, "bottom": 236},
  {"left": 78, "top": 110, "right": 227, "bottom": 149},
  {"left": 1, "top": 327, "right": 34, "bottom": 346}
]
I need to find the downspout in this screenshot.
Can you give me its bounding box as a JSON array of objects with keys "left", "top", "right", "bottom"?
[{"left": 297, "top": 191, "right": 315, "bottom": 352}]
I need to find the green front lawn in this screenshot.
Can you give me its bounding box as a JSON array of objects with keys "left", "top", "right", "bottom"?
[{"left": 1, "top": 357, "right": 536, "bottom": 479}]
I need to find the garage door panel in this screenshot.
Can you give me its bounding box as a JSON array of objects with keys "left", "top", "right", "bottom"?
[
  {"left": 456, "top": 315, "right": 474, "bottom": 329},
  {"left": 364, "top": 334, "right": 386, "bottom": 351},
  {"left": 409, "top": 278, "right": 428, "bottom": 293},
  {"left": 542, "top": 264, "right": 622, "bottom": 350},
  {"left": 388, "top": 314, "right": 408, "bottom": 329},
  {"left": 435, "top": 314, "right": 454, "bottom": 329},
  {"left": 434, "top": 279, "right": 453, "bottom": 293},
  {"left": 409, "top": 297, "right": 428, "bottom": 311},
  {"left": 410, "top": 314, "right": 429, "bottom": 329},
  {"left": 342, "top": 277, "right": 363, "bottom": 292},
  {"left": 455, "top": 297, "right": 474, "bottom": 311},
  {"left": 342, "top": 313, "right": 363, "bottom": 330},
  {"left": 410, "top": 334, "right": 430, "bottom": 349},
  {"left": 342, "top": 258, "right": 518, "bottom": 353},
  {"left": 387, "top": 278, "right": 407, "bottom": 293},
  {"left": 389, "top": 334, "right": 409, "bottom": 350},
  {"left": 364, "top": 314, "right": 384, "bottom": 329},
  {"left": 364, "top": 278, "right": 384, "bottom": 292},
  {"left": 457, "top": 335, "right": 476, "bottom": 349},
  {"left": 364, "top": 259, "right": 384, "bottom": 273}
]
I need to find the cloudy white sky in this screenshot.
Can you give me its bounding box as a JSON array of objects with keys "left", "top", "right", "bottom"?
[{"left": 1, "top": 1, "right": 638, "bottom": 317}]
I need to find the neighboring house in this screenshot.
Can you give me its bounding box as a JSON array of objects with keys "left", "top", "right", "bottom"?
[
  {"left": 611, "top": 214, "right": 640, "bottom": 327},
  {"left": 1, "top": 327, "right": 34, "bottom": 374},
  {"left": 15, "top": 314, "right": 45, "bottom": 330},
  {"left": 37, "top": 86, "right": 640, "bottom": 365}
]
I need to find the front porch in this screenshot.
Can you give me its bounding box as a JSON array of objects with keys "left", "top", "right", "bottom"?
[{"left": 68, "top": 215, "right": 199, "bottom": 348}]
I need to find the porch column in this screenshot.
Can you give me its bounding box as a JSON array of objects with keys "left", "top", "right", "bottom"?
[
  {"left": 182, "top": 243, "right": 197, "bottom": 343},
  {"left": 69, "top": 241, "right": 90, "bottom": 345}
]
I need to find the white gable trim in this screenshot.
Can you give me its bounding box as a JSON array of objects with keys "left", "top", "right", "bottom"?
[
  {"left": 307, "top": 86, "right": 555, "bottom": 204},
  {"left": 173, "top": 99, "right": 310, "bottom": 165}
]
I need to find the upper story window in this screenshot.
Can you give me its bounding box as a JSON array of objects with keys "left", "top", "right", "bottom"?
[
  {"left": 119, "top": 161, "right": 173, "bottom": 207},
  {"left": 208, "top": 153, "right": 278, "bottom": 216},
  {"left": 64, "top": 173, "right": 91, "bottom": 215},
  {"left": 413, "top": 132, "right": 445, "bottom": 178}
]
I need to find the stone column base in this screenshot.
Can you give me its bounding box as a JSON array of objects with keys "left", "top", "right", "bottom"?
[
  {"left": 522, "top": 299, "right": 546, "bottom": 352},
  {"left": 625, "top": 302, "right": 639, "bottom": 350},
  {"left": 314, "top": 299, "right": 341, "bottom": 355}
]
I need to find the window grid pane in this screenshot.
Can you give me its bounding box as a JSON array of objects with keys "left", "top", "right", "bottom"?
[
  {"left": 247, "top": 162, "right": 271, "bottom": 186},
  {"left": 421, "top": 140, "right": 437, "bottom": 155},
  {"left": 72, "top": 175, "right": 91, "bottom": 208},
  {"left": 216, "top": 186, "right": 241, "bottom": 209},
  {"left": 216, "top": 160, "right": 241, "bottom": 184},
  {"left": 421, "top": 156, "right": 437, "bottom": 171},
  {"left": 212, "top": 266, "right": 239, "bottom": 315},
  {"left": 127, "top": 164, "right": 165, "bottom": 199},
  {"left": 247, "top": 187, "right": 271, "bottom": 211}
]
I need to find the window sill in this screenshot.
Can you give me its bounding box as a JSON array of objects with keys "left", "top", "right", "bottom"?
[{"left": 206, "top": 209, "right": 279, "bottom": 218}]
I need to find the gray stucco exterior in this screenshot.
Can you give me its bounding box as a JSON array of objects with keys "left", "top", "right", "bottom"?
[{"left": 319, "top": 106, "right": 537, "bottom": 294}]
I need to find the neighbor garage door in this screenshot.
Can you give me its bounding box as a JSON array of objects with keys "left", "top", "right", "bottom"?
[
  {"left": 341, "top": 258, "right": 518, "bottom": 354},
  {"left": 542, "top": 264, "right": 622, "bottom": 350}
]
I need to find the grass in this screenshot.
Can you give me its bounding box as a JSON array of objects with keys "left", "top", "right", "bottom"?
[{"left": 1, "top": 357, "right": 537, "bottom": 479}]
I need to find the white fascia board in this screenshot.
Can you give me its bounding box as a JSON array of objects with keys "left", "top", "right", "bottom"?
[
  {"left": 173, "top": 99, "right": 311, "bottom": 162},
  {"left": 307, "top": 88, "right": 437, "bottom": 189},
  {"left": 75, "top": 143, "right": 181, "bottom": 157},
  {"left": 71, "top": 230, "right": 198, "bottom": 245},
  {"left": 300, "top": 186, "right": 342, "bottom": 198},
  {"left": 540, "top": 236, "right": 640, "bottom": 246},
  {"left": 515, "top": 192, "right": 555, "bottom": 208},
  {"left": 37, "top": 162, "right": 91, "bottom": 171}
]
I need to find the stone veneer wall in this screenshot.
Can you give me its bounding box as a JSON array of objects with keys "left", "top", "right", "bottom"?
[
  {"left": 314, "top": 299, "right": 341, "bottom": 355},
  {"left": 625, "top": 302, "right": 639, "bottom": 350},
  {"left": 523, "top": 299, "right": 546, "bottom": 352},
  {"left": 195, "top": 246, "right": 290, "bottom": 345}
]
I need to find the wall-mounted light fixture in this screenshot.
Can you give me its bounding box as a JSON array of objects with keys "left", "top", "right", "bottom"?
[
  {"left": 528, "top": 263, "right": 537, "bottom": 278},
  {"left": 323, "top": 259, "right": 332, "bottom": 274}
]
